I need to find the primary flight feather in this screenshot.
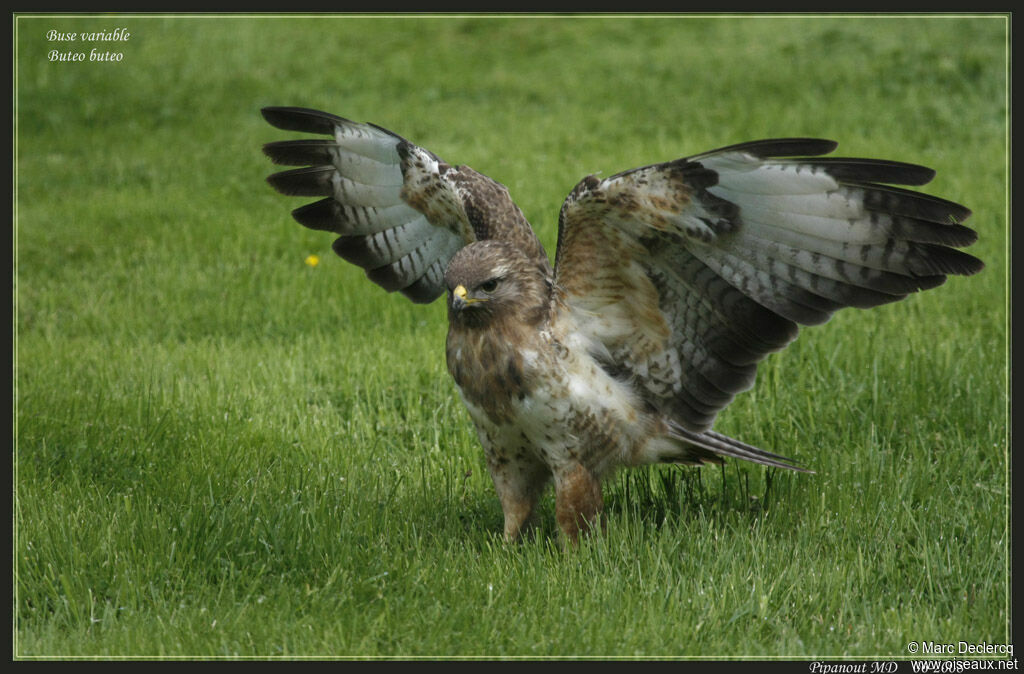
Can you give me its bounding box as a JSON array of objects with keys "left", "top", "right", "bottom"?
[{"left": 262, "top": 106, "right": 982, "bottom": 542}]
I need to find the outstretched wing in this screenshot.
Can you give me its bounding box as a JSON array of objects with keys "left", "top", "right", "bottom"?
[
  {"left": 555, "top": 138, "right": 982, "bottom": 433},
  {"left": 262, "top": 107, "right": 547, "bottom": 303}
]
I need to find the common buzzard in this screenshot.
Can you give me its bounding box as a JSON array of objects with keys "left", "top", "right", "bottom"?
[{"left": 261, "top": 107, "right": 982, "bottom": 543}]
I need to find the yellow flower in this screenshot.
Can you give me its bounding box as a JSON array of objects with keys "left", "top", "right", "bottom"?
[{"left": 305, "top": 254, "right": 320, "bottom": 268}]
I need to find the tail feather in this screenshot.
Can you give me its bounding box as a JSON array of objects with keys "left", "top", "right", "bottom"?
[{"left": 668, "top": 423, "right": 814, "bottom": 473}]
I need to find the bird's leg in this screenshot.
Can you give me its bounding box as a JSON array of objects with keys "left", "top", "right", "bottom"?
[
  {"left": 487, "top": 455, "right": 550, "bottom": 542},
  {"left": 553, "top": 462, "right": 604, "bottom": 544}
]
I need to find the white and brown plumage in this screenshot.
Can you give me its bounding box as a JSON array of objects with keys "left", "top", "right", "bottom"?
[{"left": 262, "top": 107, "right": 982, "bottom": 543}]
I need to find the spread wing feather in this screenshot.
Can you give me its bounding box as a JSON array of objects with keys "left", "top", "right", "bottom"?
[
  {"left": 263, "top": 107, "right": 545, "bottom": 303},
  {"left": 262, "top": 111, "right": 981, "bottom": 472},
  {"left": 555, "top": 138, "right": 982, "bottom": 434}
]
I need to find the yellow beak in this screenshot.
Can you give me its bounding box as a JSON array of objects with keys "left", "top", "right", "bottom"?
[{"left": 452, "top": 284, "right": 485, "bottom": 305}]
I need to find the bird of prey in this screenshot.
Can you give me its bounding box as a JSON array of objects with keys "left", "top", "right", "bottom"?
[{"left": 261, "top": 106, "right": 982, "bottom": 543}]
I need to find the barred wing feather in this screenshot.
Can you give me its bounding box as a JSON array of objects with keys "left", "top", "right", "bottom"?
[
  {"left": 555, "top": 138, "right": 982, "bottom": 432},
  {"left": 262, "top": 106, "right": 478, "bottom": 303}
]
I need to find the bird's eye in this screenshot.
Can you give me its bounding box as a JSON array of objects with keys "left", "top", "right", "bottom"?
[{"left": 480, "top": 279, "right": 499, "bottom": 293}]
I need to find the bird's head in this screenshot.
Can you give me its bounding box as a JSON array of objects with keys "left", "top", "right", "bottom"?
[{"left": 444, "top": 240, "right": 550, "bottom": 328}]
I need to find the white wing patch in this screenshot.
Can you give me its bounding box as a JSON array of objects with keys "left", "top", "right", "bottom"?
[
  {"left": 552, "top": 138, "right": 981, "bottom": 431},
  {"left": 263, "top": 107, "right": 478, "bottom": 303}
]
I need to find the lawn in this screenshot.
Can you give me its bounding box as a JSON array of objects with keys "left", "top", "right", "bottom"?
[{"left": 14, "top": 14, "right": 1008, "bottom": 659}]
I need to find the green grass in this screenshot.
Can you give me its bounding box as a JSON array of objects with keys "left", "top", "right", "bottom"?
[{"left": 14, "top": 14, "right": 1008, "bottom": 658}]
